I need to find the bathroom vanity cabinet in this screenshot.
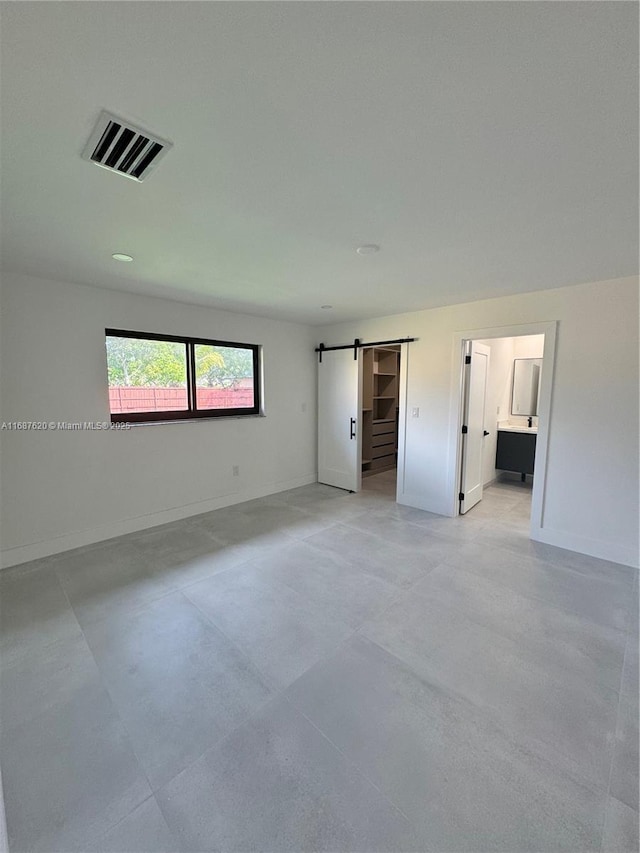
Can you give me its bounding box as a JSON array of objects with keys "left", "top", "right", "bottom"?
[{"left": 496, "top": 428, "right": 537, "bottom": 476}]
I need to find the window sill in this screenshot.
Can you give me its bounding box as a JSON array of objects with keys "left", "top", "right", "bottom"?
[{"left": 119, "top": 413, "right": 266, "bottom": 427}]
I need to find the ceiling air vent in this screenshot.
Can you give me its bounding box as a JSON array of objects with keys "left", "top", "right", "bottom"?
[{"left": 82, "top": 111, "right": 172, "bottom": 181}]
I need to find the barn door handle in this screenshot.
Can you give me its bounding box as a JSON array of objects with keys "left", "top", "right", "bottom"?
[{"left": 350, "top": 418, "right": 356, "bottom": 439}]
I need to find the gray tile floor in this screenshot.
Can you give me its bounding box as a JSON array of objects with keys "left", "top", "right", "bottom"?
[{"left": 1, "top": 472, "right": 638, "bottom": 852}]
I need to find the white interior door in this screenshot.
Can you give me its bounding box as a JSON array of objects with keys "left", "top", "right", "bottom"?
[
  {"left": 318, "top": 349, "right": 362, "bottom": 492},
  {"left": 460, "top": 341, "right": 490, "bottom": 513}
]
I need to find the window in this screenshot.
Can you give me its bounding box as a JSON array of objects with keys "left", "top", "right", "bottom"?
[{"left": 105, "top": 329, "right": 261, "bottom": 422}]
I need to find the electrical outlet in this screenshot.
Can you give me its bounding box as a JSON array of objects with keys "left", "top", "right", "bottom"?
[
  {"left": 301, "top": 402, "right": 307, "bottom": 413},
  {"left": 232, "top": 465, "right": 239, "bottom": 477}
]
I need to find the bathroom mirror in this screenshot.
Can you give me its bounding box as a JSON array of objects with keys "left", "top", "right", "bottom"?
[{"left": 511, "top": 358, "right": 542, "bottom": 416}]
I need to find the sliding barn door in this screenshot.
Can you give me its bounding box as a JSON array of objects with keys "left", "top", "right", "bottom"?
[
  {"left": 460, "top": 341, "right": 490, "bottom": 513},
  {"left": 318, "top": 349, "right": 362, "bottom": 492}
]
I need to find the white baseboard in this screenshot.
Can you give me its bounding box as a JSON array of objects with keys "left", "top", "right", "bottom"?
[
  {"left": 1, "top": 473, "right": 318, "bottom": 569},
  {"left": 531, "top": 526, "right": 639, "bottom": 570}
]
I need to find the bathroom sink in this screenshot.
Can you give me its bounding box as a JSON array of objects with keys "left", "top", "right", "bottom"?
[{"left": 497, "top": 423, "right": 538, "bottom": 434}]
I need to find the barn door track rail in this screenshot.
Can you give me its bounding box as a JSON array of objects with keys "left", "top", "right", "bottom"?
[{"left": 315, "top": 337, "right": 415, "bottom": 362}]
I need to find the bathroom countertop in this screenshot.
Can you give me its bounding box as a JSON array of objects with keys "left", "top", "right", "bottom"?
[{"left": 497, "top": 422, "right": 538, "bottom": 434}]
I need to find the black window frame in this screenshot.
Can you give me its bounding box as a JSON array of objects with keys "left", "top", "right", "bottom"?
[{"left": 106, "top": 328, "right": 262, "bottom": 423}]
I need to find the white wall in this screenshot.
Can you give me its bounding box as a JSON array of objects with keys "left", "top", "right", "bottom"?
[
  {"left": 3, "top": 272, "right": 638, "bottom": 570},
  {"left": 513, "top": 334, "right": 546, "bottom": 361},
  {"left": 0, "top": 272, "right": 318, "bottom": 567},
  {"left": 318, "top": 276, "right": 639, "bottom": 568}
]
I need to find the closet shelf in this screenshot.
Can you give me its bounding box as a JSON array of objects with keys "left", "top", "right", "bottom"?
[
  {"left": 373, "top": 396, "right": 395, "bottom": 399},
  {"left": 373, "top": 418, "right": 396, "bottom": 424}
]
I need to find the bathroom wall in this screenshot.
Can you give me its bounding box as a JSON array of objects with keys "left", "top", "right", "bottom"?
[{"left": 513, "top": 334, "right": 546, "bottom": 361}]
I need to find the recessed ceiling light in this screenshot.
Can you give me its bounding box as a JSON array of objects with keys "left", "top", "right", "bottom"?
[
  {"left": 112, "top": 253, "right": 133, "bottom": 262},
  {"left": 356, "top": 244, "right": 380, "bottom": 255},
  {"left": 321, "top": 305, "right": 333, "bottom": 309}
]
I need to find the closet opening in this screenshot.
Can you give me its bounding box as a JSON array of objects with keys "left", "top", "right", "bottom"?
[
  {"left": 360, "top": 345, "right": 401, "bottom": 498},
  {"left": 317, "top": 337, "right": 411, "bottom": 498}
]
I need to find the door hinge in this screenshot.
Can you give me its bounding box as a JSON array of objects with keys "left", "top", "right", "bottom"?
[
  {"left": 465, "top": 355, "right": 471, "bottom": 364},
  {"left": 461, "top": 424, "right": 468, "bottom": 434},
  {"left": 459, "top": 492, "right": 465, "bottom": 501}
]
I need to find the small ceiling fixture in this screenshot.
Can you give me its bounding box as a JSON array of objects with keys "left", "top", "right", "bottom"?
[
  {"left": 321, "top": 305, "right": 333, "bottom": 309},
  {"left": 356, "top": 244, "right": 380, "bottom": 255},
  {"left": 112, "top": 253, "right": 133, "bottom": 262}
]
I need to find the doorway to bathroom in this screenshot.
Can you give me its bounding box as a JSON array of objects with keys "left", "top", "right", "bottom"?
[{"left": 452, "top": 322, "right": 557, "bottom": 539}]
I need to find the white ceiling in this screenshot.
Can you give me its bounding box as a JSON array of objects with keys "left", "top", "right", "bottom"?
[{"left": 1, "top": 1, "right": 637, "bottom": 325}]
